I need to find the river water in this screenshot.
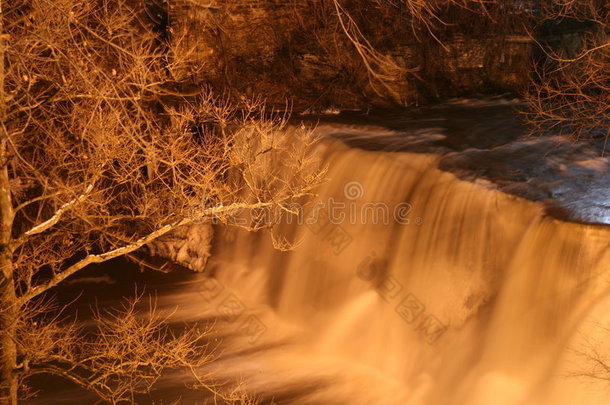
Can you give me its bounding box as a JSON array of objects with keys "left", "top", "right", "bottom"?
[{"left": 29, "top": 100, "right": 610, "bottom": 404}]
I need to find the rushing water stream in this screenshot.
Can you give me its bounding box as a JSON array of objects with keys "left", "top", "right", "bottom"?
[
  {"left": 158, "top": 104, "right": 610, "bottom": 404},
  {"left": 29, "top": 102, "right": 610, "bottom": 404}
]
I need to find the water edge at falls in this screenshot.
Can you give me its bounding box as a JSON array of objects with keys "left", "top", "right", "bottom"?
[
  {"left": 160, "top": 116, "right": 610, "bottom": 405},
  {"left": 26, "top": 102, "right": 610, "bottom": 404}
]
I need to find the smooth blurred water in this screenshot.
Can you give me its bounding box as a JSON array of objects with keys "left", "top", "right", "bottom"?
[
  {"left": 26, "top": 103, "right": 610, "bottom": 404},
  {"left": 174, "top": 122, "right": 610, "bottom": 405}
]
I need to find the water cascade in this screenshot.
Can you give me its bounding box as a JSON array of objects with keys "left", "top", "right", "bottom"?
[{"left": 164, "top": 118, "right": 610, "bottom": 405}]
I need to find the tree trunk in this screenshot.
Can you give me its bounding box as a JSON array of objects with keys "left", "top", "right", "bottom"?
[
  {"left": 0, "top": 143, "right": 17, "bottom": 405},
  {"left": 0, "top": 1, "right": 18, "bottom": 402},
  {"left": 0, "top": 268, "right": 18, "bottom": 405}
]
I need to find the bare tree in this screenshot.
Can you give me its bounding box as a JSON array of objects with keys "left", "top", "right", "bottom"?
[
  {"left": 17, "top": 294, "right": 256, "bottom": 404},
  {"left": 329, "top": 0, "right": 529, "bottom": 104},
  {"left": 525, "top": 0, "right": 609, "bottom": 149},
  {"left": 0, "top": 0, "right": 320, "bottom": 403}
]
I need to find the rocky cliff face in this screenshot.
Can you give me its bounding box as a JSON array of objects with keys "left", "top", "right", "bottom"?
[
  {"left": 165, "top": 0, "right": 534, "bottom": 111},
  {"left": 147, "top": 223, "right": 214, "bottom": 272}
]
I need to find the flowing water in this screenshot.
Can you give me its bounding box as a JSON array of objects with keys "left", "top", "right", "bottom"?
[
  {"left": 162, "top": 116, "right": 610, "bottom": 405},
  {"left": 28, "top": 103, "right": 610, "bottom": 404}
]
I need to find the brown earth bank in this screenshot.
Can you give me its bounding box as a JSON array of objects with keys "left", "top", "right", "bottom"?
[{"left": 147, "top": 0, "right": 595, "bottom": 111}]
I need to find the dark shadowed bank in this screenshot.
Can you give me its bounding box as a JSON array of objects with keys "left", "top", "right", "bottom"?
[{"left": 153, "top": 0, "right": 595, "bottom": 111}]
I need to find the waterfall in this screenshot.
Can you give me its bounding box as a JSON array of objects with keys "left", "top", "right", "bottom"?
[{"left": 167, "top": 121, "right": 610, "bottom": 405}]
